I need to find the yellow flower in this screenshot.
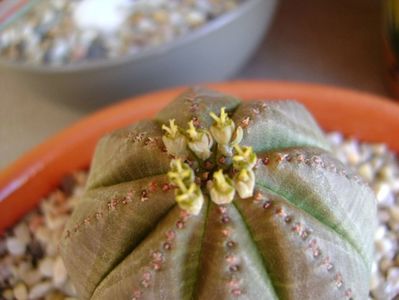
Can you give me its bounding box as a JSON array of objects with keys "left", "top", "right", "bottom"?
[
  {"left": 162, "top": 119, "right": 189, "bottom": 159},
  {"left": 167, "top": 159, "right": 204, "bottom": 215},
  {"left": 210, "top": 107, "right": 243, "bottom": 156},
  {"left": 233, "top": 145, "right": 257, "bottom": 170},
  {"left": 234, "top": 169, "right": 255, "bottom": 199},
  {"left": 207, "top": 169, "right": 235, "bottom": 204},
  {"left": 175, "top": 182, "right": 204, "bottom": 215},
  {"left": 186, "top": 120, "right": 213, "bottom": 160}
]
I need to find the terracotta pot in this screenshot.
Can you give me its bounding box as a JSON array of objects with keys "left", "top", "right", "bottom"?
[{"left": 1, "top": 80, "right": 399, "bottom": 233}]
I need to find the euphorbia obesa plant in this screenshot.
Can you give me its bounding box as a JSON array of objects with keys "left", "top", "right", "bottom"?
[{"left": 61, "top": 87, "right": 376, "bottom": 299}]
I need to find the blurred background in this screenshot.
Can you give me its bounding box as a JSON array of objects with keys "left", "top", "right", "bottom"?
[{"left": 0, "top": 0, "right": 388, "bottom": 168}]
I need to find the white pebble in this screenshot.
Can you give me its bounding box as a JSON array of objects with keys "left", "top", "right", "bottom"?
[
  {"left": 53, "top": 256, "right": 68, "bottom": 287},
  {"left": 137, "top": 18, "right": 156, "bottom": 32},
  {"left": 370, "top": 157, "right": 385, "bottom": 170},
  {"left": 186, "top": 11, "right": 205, "bottom": 27},
  {"left": 380, "top": 257, "right": 395, "bottom": 273},
  {"left": 28, "top": 281, "right": 53, "bottom": 299},
  {"left": 13, "top": 282, "right": 28, "bottom": 300},
  {"left": 380, "top": 164, "right": 396, "bottom": 181},
  {"left": 391, "top": 178, "right": 399, "bottom": 192},
  {"left": 387, "top": 267, "right": 399, "bottom": 285},
  {"left": 35, "top": 226, "right": 52, "bottom": 245},
  {"left": 358, "top": 162, "right": 374, "bottom": 182},
  {"left": 169, "top": 11, "right": 184, "bottom": 26},
  {"left": 2, "top": 289, "right": 14, "bottom": 300},
  {"left": 14, "top": 223, "right": 31, "bottom": 244},
  {"left": 375, "top": 225, "right": 387, "bottom": 240},
  {"left": 377, "top": 209, "right": 390, "bottom": 223},
  {"left": 60, "top": 279, "right": 77, "bottom": 296},
  {"left": 20, "top": 269, "right": 42, "bottom": 287},
  {"left": 6, "top": 237, "right": 26, "bottom": 256},
  {"left": 370, "top": 272, "right": 381, "bottom": 290},
  {"left": 39, "top": 257, "right": 54, "bottom": 278},
  {"left": 45, "top": 214, "right": 68, "bottom": 231},
  {"left": 390, "top": 206, "right": 399, "bottom": 223},
  {"left": 343, "top": 141, "right": 360, "bottom": 165},
  {"left": 372, "top": 144, "right": 387, "bottom": 156},
  {"left": 375, "top": 239, "right": 395, "bottom": 257},
  {"left": 327, "top": 132, "right": 343, "bottom": 145},
  {"left": 374, "top": 182, "right": 395, "bottom": 205}
]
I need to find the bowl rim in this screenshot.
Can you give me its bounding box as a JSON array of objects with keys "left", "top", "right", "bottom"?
[
  {"left": 1, "top": 80, "right": 398, "bottom": 233},
  {"left": 0, "top": 0, "right": 267, "bottom": 74}
]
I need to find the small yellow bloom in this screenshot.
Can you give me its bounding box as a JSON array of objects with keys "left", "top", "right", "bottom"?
[
  {"left": 210, "top": 107, "right": 235, "bottom": 145},
  {"left": 210, "top": 107, "right": 243, "bottom": 156},
  {"left": 186, "top": 121, "right": 213, "bottom": 160},
  {"left": 162, "top": 119, "right": 189, "bottom": 159},
  {"left": 175, "top": 182, "right": 204, "bottom": 215},
  {"left": 234, "top": 169, "right": 255, "bottom": 199},
  {"left": 207, "top": 169, "right": 235, "bottom": 205},
  {"left": 168, "top": 159, "right": 194, "bottom": 185},
  {"left": 168, "top": 159, "right": 204, "bottom": 215},
  {"left": 233, "top": 145, "right": 257, "bottom": 170}
]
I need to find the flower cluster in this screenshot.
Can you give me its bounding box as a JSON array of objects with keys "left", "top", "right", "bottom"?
[
  {"left": 162, "top": 107, "right": 256, "bottom": 215},
  {"left": 167, "top": 159, "right": 204, "bottom": 215},
  {"left": 232, "top": 145, "right": 257, "bottom": 198}
]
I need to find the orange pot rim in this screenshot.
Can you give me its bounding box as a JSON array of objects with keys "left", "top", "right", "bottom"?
[{"left": 1, "top": 80, "right": 399, "bottom": 233}]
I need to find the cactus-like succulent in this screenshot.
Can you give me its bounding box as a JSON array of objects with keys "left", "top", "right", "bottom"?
[{"left": 60, "top": 87, "right": 376, "bottom": 299}]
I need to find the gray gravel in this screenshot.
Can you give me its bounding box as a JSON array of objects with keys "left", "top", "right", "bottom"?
[
  {"left": 0, "top": 0, "right": 246, "bottom": 65},
  {"left": 327, "top": 133, "right": 399, "bottom": 300}
]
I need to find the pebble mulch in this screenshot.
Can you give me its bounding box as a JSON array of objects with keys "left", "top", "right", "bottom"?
[
  {"left": 0, "top": 132, "right": 398, "bottom": 299},
  {"left": 327, "top": 133, "right": 399, "bottom": 300},
  {"left": 0, "top": 0, "right": 246, "bottom": 65},
  {"left": 0, "top": 171, "right": 87, "bottom": 300}
]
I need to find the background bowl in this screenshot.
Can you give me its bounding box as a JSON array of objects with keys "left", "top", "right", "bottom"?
[
  {"left": 0, "top": 0, "right": 277, "bottom": 105},
  {"left": 1, "top": 80, "right": 399, "bottom": 233}
]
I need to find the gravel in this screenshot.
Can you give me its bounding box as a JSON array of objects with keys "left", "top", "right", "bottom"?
[
  {"left": 327, "top": 133, "right": 399, "bottom": 299},
  {"left": 0, "top": 0, "right": 246, "bottom": 65},
  {"left": 0, "top": 132, "right": 398, "bottom": 299},
  {"left": 0, "top": 172, "right": 87, "bottom": 300}
]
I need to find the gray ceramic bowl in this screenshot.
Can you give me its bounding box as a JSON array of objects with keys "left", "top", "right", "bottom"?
[{"left": 0, "top": 0, "right": 278, "bottom": 105}]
